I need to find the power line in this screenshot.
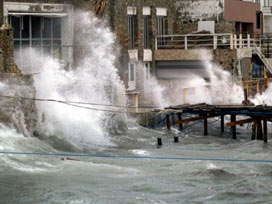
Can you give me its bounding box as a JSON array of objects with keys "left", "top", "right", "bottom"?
[
  {"left": 0, "top": 151, "right": 271, "bottom": 163},
  {"left": 0, "top": 95, "right": 155, "bottom": 109},
  {"left": 0, "top": 95, "right": 155, "bottom": 114}
]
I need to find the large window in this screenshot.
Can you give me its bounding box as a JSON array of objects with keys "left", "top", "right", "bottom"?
[
  {"left": 157, "top": 8, "right": 167, "bottom": 48},
  {"left": 143, "top": 16, "right": 149, "bottom": 49},
  {"left": 157, "top": 16, "right": 165, "bottom": 36},
  {"left": 128, "top": 15, "right": 135, "bottom": 49},
  {"left": 10, "top": 16, "right": 62, "bottom": 59},
  {"left": 143, "top": 7, "right": 150, "bottom": 49},
  {"left": 127, "top": 6, "right": 137, "bottom": 50}
]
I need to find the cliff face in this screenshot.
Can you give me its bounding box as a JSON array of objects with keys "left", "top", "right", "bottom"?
[{"left": 0, "top": 24, "right": 37, "bottom": 136}]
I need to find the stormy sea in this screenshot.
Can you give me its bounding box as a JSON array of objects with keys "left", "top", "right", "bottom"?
[{"left": 1, "top": 12, "right": 272, "bottom": 204}]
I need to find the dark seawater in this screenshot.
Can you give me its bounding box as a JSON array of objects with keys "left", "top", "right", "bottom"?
[{"left": 1, "top": 119, "right": 272, "bottom": 204}]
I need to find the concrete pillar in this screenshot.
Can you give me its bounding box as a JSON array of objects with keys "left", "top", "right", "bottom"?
[
  {"left": 230, "top": 34, "right": 233, "bottom": 50},
  {"left": 184, "top": 36, "right": 188, "bottom": 50},
  {"left": 247, "top": 34, "right": 250, "bottom": 48},
  {"left": 239, "top": 34, "right": 242, "bottom": 48},
  {"left": 234, "top": 34, "right": 237, "bottom": 49},
  {"left": 213, "top": 35, "right": 217, "bottom": 50}
]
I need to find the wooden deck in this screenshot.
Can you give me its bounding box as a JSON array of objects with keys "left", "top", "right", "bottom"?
[{"left": 164, "top": 103, "right": 272, "bottom": 143}]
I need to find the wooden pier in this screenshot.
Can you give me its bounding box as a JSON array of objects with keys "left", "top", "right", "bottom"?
[{"left": 164, "top": 103, "right": 272, "bottom": 143}]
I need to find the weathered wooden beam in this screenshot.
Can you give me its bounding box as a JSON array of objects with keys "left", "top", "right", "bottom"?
[
  {"left": 231, "top": 114, "right": 236, "bottom": 140},
  {"left": 252, "top": 121, "right": 256, "bottom": 140},
  {"left": 204, "top": 114, "right": 208, "bottom": 136},
  {"left": 176, "top": 114, "right": 217, "bottom": 124},
  {"left": 226, "top": 118, "right": 254, "bottom": 127},
  {"left": 256, "top": 119, "right": 263, "bottom": 140},
  {"left": 263, "top": 119, "right": 268, "bottom": 143},
  {"left": 166, "top": 115, "right": 171, "bottom": 130},
  {"left": 221, "top": 115, "right": 224, "bottom": 132},
  {"left": 177, "top": 112, "right": 183, "bottom": 130}
]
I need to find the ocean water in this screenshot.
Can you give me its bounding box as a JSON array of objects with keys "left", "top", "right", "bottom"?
[
  {"left": 1, "top": 119, "right": 272, "bottom": 204},
  {"left": 4, "top": 11, "right": 272, "bottom": 204}
]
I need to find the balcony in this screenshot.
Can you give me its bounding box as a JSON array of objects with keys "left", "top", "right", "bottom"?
[{"left": 155, "top": 33, "right": 260, "bottom": 50}]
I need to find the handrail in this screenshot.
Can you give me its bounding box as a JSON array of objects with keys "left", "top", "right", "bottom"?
[
  {"left": 155, "top": 33, "right": 260, "bottom": 50},
  {"left": 156, "top": 33, "right": 233, "bottom": 38}
]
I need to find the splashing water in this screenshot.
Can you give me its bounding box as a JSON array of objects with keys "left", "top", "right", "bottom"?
[
  {"left": 251, "top": 83, "right": 272, "bottom": 105},
  {"left": 15, "top": 12, "right": 126, "bottom": 149},
  {"left": 146, "top": 50, "right": 244, "bottom": 106}
]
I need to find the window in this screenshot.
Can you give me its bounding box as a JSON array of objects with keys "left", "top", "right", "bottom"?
[
  {"left": 157, "top": 16, "right": 167, "bottom": 47},
  {"left": 143, "top": 16, "right": 149, "bottom": 49},
  {"left": 144, "top": 62, "right": 150, "bottom": 80},
  {"left": 128, "top": 15, "right": 135, "bottom": 49},
  {"left": 129, "top": 63, "right": 135, "bottom": 81},
  {"left": 252, "top": 63, "right": 264, "bottom": 78},
  {"left": 127, "top": 6, "right": 137, "bottom": 50},
  {"left": 157, "top": 16, "right": 165, "bottom": 36},
  {"left": 256, "top": 11, "right": 261, "bottom": 29},
  {"left": 10, "top": 15, "right": 62, "bottom": 62},
  {"left": 143, "top": 7, "right": 150, "bottom": 49}
]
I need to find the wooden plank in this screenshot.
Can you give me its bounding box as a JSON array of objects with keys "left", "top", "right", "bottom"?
[
  {"left": 176, "top": 114, "right": 217, "bottom": 125},
  {"left": 226, "top": 118, "right": 254, "bottom": 127}
]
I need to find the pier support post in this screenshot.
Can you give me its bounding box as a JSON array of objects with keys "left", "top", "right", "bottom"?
[
  {"left": 204, "top": 114, "right": 208, "bottom": 136},
  {"left": 231, "top": 114, "right": 236, "bottom": 140},
  {"left": 157, "top": 138, "right": 162, "bottom": 147},
  {"left": 263, "top": 119, "right": 268, "bottom": 143},
  {"left": 251, "top": 121, "right": 256, "bottom": 140},
  {"left": 166, "top": 114, "right": 171, "bottom": 130},
  {"left": 177, "top": 112, "right": 183, "bottom": 131},
  {"left": 174, "top": 136, "right": 179, "bottom": 143},
  {"left": 256, "top": 119, "right": 263, "bottom": 140},
  {"left": 171, "top": 113, "right": 176, "bottom": 126},
  {"left": 221, "top": 115, "right": 224, "bottom": 132}
]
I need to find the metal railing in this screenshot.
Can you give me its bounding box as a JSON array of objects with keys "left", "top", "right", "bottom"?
[
  {"left": 243, "top": 78, "right": 272, "bottom": 97},
  {"left": 262, "top": 6, "right": 272, "bottom": 13},
  {"left": 155, "top": 33, "right": 260, "bottom": 50}
]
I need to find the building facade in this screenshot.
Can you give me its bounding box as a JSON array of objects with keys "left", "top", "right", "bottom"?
[{"left": 0, "top": 0, "right": 271, "bottom": 108}]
